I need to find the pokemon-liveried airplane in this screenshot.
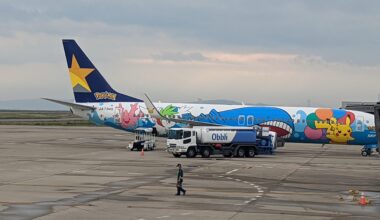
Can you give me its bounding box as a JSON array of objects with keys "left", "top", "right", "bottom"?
[{"left": 46, "top": 39, "right": 379, "bottom": 155}]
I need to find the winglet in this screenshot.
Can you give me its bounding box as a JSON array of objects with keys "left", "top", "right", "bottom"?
[{"left": 142, "top": 93, "right": 164, "bottom": 119}]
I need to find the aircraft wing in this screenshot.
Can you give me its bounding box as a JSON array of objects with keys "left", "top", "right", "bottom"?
[
  {"left": 42, "top": 98, "right": 96, "bottom": 110},
  {"left": 143, "top": 94, "right": 221, "bottom": 127}
]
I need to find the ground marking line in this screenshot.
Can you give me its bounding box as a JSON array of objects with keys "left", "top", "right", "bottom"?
[
  {"left": 231, "top": 163, "right": 243, "bottom": 166},
  {"left": 99, "top": 171, "right": 114, "bottom": 174},
  {"left": 180, "top": 212, "right": 192, "bottom": 216},
  {"left": 226, "top": 169, "right": 239, "bottom": 175},
  {"left": 222, "top": 171, "right": 265, "bottom": 205},
  {"left": 156, "top": 216, "right": 170, "bottom": 219}
]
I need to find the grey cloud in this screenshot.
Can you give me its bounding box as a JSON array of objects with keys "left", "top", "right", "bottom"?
[
  {"left": 152, "top": 52, "right": 207, "bottom": 62},
  {"left": 2, "top": 0, "right": 380, "bottom": 65},
  {"left": 1, "top": 0, "right": 380, "bottom": 106}
]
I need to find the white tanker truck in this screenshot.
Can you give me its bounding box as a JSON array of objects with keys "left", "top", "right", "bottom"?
[{"left": 166, "top": 126, "right": 277, "bottom": 158}]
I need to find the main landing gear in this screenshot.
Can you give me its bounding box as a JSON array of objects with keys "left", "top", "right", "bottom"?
[{"left": 361, "top": 145, "right": 378, "bottom": 157}]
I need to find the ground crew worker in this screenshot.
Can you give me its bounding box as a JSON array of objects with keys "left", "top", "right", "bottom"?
[{"left": 176, "top": 163, "right": 186, "bottom": 196}]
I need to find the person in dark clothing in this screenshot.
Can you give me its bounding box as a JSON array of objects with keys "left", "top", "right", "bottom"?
[{"left": 176, "top": 163, "right": 186, "bottom": 196}]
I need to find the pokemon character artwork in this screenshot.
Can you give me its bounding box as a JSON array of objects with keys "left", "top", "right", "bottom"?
[{"left": 301, "top": 108, "right": 355, "bottom": 144}]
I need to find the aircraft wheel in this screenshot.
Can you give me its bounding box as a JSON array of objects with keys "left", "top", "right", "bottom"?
[
  {"left": 246, "top": 148, "right": 256, "bottom": 158},
  {"left": 186, "top": 147, "right": 196, "bottom": 158},
  {"left": 237, "top": 147, "right": 245, "bottom": 158},
  {"left": 366, "top": 149, "right": 372, "bottom": 156},
  {"left": 201, "top": 148, "right": 211, "bottom": 158}
]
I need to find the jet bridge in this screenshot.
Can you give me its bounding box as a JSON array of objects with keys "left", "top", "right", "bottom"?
[
  {"left": 359, "top": 102, "right": 380, "bottom": 156},
  {"left": 342, "top": 101, "right": 380, "bottom": 156},
  {"left": 342, "top": 101, "right": 376, "bottom": 114},
  {"left": 373, "top": 103, "right": 380, "bottom": 152}
]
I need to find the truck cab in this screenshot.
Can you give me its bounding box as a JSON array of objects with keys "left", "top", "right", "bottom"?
[
  {"left": 128, "top": 128, "right": 156, "bottom": 151},
  {"left": 167, "top": 128, "right": 197, "bottom": 157}
]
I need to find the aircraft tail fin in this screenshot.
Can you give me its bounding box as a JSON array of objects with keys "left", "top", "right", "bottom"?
[{"left": 62, "top": 39, "right": 142, "bottom": 103}]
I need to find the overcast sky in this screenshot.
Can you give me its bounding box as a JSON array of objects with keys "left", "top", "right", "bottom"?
[{"left": 1, "top": 0, "right": 380, "bottom": 107}]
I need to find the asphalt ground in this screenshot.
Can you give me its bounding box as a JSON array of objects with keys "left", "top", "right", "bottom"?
[{"left": 0, "top": 125, "right": 379, "bottom": 220}]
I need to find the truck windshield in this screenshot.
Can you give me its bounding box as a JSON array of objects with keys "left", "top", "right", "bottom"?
[{"left": 168, "top": 130, "right": 183, "bottom": 139}]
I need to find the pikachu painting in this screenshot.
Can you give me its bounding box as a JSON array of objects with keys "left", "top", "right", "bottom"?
[{"left": 315, "top": 116, "right": 354, "bottom": 144}]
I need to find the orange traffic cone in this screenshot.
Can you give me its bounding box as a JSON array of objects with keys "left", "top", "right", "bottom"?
[
  {"left": 140, "top": 148, "right": 144, "bottom": 156},
  {"left": 359, "top": 192, "right": 367, "bottom": 205}
]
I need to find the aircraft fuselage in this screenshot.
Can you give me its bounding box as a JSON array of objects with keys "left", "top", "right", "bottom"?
[{"left": 72, "top": 102, "right": 377, "bottom": 146}]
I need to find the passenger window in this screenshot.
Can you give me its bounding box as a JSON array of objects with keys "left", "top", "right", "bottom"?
[
  {"left": 238, "top": 115, "right": 245, "bottom": 126},
  {"left": 184, "top": 131, "right": 191, "bottom": 138},
  {"left": 247, "top": 115, "right": 254, "bottom": 126}
]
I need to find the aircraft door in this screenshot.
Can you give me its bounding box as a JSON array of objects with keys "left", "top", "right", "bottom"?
[{"left": 356, "top": 116, "right": 364, "bottom": 132}]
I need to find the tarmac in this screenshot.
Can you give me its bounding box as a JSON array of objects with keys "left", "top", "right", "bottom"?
[{"left": 0, "top": 125, "right": 379, "bottom": 220}]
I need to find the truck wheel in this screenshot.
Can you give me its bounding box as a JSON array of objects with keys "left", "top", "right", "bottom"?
[
  {"left": 173, "top": 153, "right": 181, "bottom": 158},
  {"left": 201, "top": 148, "right": 211, "bottom": 158},
  {"left": 361, "top": 150, "right": 368, "bottom": 157},
  {"left": 376, "top": 147, "right": 379, "bottom": 153},
  {"left": 246, "top": 148, "right": 256, "bottom": 158},
  {"left": 237, "top": 147, "right": 245, "bottom": 158},
  {"left": 186, "top": 148, "right": 196, "bottom": 158}
]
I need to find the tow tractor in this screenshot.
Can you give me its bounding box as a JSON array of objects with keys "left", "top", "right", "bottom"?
[
  {"left": 166, "top": 126, "right": 277, "bottom": 158},
  {"left": 128, "top": 128, "right": 156, "bottom": 151}
]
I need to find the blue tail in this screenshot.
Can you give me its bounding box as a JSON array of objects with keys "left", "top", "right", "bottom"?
[{"left": 62, "top": 39, "right": 142, "bottom": 103}]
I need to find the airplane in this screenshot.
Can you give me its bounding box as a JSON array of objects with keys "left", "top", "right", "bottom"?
[{"left": 45, "top": 39, "right": 379, "bottom": 156}]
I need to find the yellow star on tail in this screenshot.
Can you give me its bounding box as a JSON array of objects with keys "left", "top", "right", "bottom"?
[{"left": 69, "top": 55, "right": 94, "bottom": 92}]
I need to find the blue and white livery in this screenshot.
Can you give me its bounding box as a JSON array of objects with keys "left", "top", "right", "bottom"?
[{"left": 46, "top": 40, "right": 378, "bottom": 155}]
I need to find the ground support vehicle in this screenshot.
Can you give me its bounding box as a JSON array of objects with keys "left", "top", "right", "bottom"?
[
  {"left": 167, "top": 126, "right": 277, "bottom": 158},
  {"left": 128, "top": 128, "right": 156, "bottom": 151}
]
